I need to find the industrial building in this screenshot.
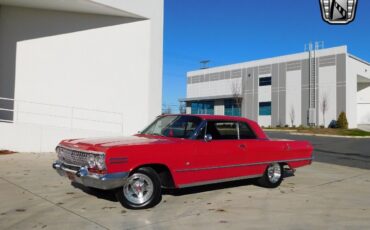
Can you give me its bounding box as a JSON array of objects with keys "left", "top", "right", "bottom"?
[
  {"left": 184, "top": 46, "right": 370, "bottom": 128},
  {"left": 0, "top": 0, "right": 163, "bottom": 152}
]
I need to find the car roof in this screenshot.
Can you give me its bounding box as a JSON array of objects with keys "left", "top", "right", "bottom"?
[
  {"left": 160, "top": 114, "right": 255, "bottom": 123},
  {"left": 159, "top": 114, "right": 267, "bottom": 139}
]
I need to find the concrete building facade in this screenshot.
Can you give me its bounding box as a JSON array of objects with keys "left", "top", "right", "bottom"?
[
  {"left": 0, "top": 0, "right": 163, "bottom": 152},
  {"left": 185, "top": 46, "right": 370, "bottom": 128}
]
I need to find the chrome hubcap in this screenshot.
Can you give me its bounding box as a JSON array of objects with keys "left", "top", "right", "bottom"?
[
  {"left": 267, "top": 163, "right": 281, "bottom": 183},
  {"left": 123, "top": 173, "right": 154, "bottom": 205}
]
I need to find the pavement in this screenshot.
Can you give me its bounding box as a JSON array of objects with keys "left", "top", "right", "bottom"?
[
  {"left": 266, "top": 131, "right": 370, "bottom": 170},
  {"left": 1, "top": 149, "right": 370, "bottom": 230}
]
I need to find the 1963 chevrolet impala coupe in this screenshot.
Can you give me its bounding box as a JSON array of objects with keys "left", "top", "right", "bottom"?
[{"left": 53, "top": 115, "right": 313, "bottom": 209}]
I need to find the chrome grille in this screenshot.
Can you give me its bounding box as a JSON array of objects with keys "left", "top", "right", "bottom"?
[{"left": 57, "top": 147, "right": 91, "bottom": 166}]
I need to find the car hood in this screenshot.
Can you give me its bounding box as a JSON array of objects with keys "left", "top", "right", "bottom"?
[{"left": 59, "top": 135, "right": 175, "bottom": 152}]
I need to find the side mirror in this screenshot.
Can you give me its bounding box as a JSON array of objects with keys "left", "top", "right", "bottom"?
[{"left": 204, "top": 134, "right": 212, "bottom": 142}]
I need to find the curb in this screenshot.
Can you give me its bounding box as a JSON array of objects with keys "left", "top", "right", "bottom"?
[
  {"left": 263, "top": 129, "right": 297, "bottom": 132},
  {"left": 290, "top": 132, "right": 370, "bottom": 139}
]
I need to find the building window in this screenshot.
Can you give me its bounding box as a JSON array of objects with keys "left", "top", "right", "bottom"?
[
  {"left": 259, "top": 102, "right": 271, "bottom": 116},
  {"left": 259, "top": 76, "right": 272, "bottom": 86},
  {"left": 224, "top": 99, "right": 241, "bottom": 116},
  {"left": 191, "top": 101, "right": 214, "bottom": 115}
]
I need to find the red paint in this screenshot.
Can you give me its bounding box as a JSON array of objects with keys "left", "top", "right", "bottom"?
[{"left": 59, "top": 115, "right": 313, "bottom": 188}]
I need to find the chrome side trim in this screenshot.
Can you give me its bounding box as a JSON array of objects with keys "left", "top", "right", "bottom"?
[
  {"left": 175, "top": 157, "right": 313, "bottom": 173},
  {"left": 178, "top": 174, "right": 263, "bottom": 188}
]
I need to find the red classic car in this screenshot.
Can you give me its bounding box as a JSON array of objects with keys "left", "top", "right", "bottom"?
[{"left": 53, "top": 115, "right": 313, "bottom": 209}]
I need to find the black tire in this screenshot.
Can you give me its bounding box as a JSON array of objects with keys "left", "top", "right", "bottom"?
[
  {"left": 115, "top": 167, "right": 162, "bottom": 209},
  {"left": 257, "top": 163, "right": 283, "bottom": 188}
]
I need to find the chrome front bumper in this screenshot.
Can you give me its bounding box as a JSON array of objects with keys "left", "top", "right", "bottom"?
[{"left": 52, "top": 160, "right": 129, "bottom": 190}]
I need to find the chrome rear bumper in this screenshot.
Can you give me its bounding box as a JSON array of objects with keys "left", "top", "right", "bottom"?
[{"left": 52, "top": 160, "right": 128, "bottom": 190}]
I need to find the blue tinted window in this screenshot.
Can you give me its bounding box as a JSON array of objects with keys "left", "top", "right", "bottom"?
[
  {"left": 259, "top": 102, "right": 271, "bottom": 116},
  {"left": 259, "top": 77, "right": 272, "bottom": 86},
  {"left": 191, "top": 101, "right": 214, "bottom": 115},
  {"left": 224, "top": 99, "right": 241, "bottom": 116}
]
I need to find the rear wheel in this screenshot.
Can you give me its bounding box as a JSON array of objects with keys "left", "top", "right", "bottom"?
[
  {"left": 115, "top": 167, "right": 162, "bottom": 209},
  {"left": 257, "top": 163, "right": 283, "bottom": 188}
]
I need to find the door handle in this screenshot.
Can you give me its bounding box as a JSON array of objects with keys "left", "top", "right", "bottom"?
[{"left": 239, "top": 144, "right": 246, "bottom": 149}]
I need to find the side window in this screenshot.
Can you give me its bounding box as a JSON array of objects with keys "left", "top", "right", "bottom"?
[
  {"left": 207, "top": 121, "right": 238, "bottom": 140},
  {"left": 239, "top": 122, "right": 257, "bottom": 139}
]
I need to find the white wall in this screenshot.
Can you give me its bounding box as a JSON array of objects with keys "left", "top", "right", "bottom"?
[
  {"left": 0, "top": 2, "right": 163, "bottom": 152},
  {"left": 14, "top": 20, "right": 152, "bottom": 135},
  {"left": 186, "top": 105, "right": 191, "bottom": 114},
  {"left": 355, "top": 65, "right": 370, "bottom": 125},
  {"left": 286, "top": 70, "right": 302, "bottom": 127},
  {"left": 318, "top": 66, "right": 337, "bottom": 127},
  {"left": 214, "top": 100, "right": 225, "bottom": 115},
  {"left": 187, "top": 78, "right": 242, "bottom": 98},
  {"left": 346, "top": 58, "right": 357, "bottom": 128},
  {"left": 347, "top": 57, "right": 370, "bottom": 128},
  {"left": 0, "top": 122, "right": 120, "bottom": 152},
  {"left": 357, "top": 103, "right": 370, "bottom": 124}
]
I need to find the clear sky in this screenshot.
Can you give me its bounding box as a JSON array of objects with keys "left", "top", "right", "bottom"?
[{"left": 162, "top": 0, "right": 370, "bottom": 112}]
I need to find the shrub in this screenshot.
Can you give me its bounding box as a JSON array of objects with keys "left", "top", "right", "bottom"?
[
  {"left": 337, "top": 112, "right": 348, "bottom": 129},
  {"left": 292, "top": 125, "right": 296, "bottom": 128},
  {"left": 328, "top": 120, "right": 337, "bottom": 129},
  {"left": 319, "top": 125, "right": 325, "bottom": 129},
  {"left": 284, "top": 124, "right": 289, "bottom": 128}
]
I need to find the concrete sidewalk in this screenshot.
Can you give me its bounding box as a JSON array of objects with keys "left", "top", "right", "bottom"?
[{"left": 0, "top": 153, "right": 370, "bottom": 230}]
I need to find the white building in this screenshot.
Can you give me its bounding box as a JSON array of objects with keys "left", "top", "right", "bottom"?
[
  {"left": 184, "top": 46, "right": 370, "bottom": 129},
  {"left": 0, "top": 0, "right": 163, "bottom": 152}
]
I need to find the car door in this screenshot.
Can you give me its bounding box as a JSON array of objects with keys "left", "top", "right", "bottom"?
[
  {"left": 181, "top": 120, "right": 247, "bottom": 185},
  {"left": 236, "top": 121, "right": 268, "bottom": 176}
]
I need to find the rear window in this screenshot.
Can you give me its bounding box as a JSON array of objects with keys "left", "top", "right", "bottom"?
[{"left": 239, "top": 122, "right": 256, "bottom": 139}]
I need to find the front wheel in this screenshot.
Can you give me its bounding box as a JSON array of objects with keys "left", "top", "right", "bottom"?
[
  {"left": 257, "top": 163, "right": 283, "bottom": 188},
  {"left": 115, "top": 167, "right": 162, "bottom": 209}
]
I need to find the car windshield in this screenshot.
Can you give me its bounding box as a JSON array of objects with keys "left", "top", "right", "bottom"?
[{"left": 141, "top": 115, "right": 202, "bottom": 139}]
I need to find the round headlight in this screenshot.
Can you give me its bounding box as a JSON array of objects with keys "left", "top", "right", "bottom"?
[
  {"left": 95, "top": 155, "right": 106, "bottom": 170},
  {"left": 87, "top": 155, "right": 96, "bottom": 168}
]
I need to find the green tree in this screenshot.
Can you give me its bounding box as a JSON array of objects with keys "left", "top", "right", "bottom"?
[{"left": 337, "top": 112, "right": 348, "bottom": 129}]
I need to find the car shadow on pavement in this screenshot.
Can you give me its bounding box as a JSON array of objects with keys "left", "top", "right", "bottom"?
[
  {"left": 71, "top": 182, "right": 118, "bottom": 202},
  {"left": 163, "top": 179, "right": 256, "bottom": 196},
  {"left": 71, "top": 179, "right": 257, "bottom": 202}
]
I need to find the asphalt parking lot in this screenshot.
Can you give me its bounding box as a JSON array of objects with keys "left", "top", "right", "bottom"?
[
  {"left": 266, "top": 131, "right": 370, "bottom": 170},
  {"left": 1, "top": 133, "right": 370, "bottom": 230}
]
